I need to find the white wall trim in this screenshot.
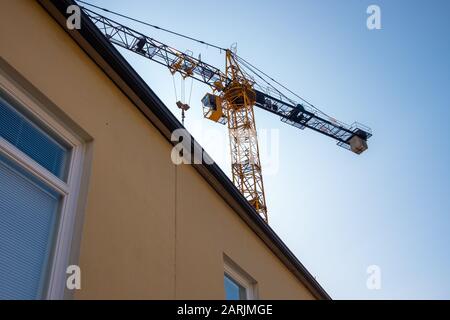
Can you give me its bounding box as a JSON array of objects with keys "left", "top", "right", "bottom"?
[
  {"left": 0, "top": 71, "right": 88, "bottom": 300},
  {"left": 224, "top": 254, "right": 258, "bottom": 300}
]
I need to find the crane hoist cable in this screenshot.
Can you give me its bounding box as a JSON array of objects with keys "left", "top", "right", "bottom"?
[
  {"left": 236, "top": 56, "right": 338, "bottom": 123},
  {"left": 76, "top": 0, "right": 226, "bottom": 52}
]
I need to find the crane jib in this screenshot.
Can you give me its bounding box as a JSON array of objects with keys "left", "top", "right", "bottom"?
[{"left": 254, "top": 90, "right": 372, "bottom": 153}]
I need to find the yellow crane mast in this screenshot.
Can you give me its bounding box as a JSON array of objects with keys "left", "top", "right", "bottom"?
[{"left": 223, "top": 50, "right": 267, "bottom": 221}]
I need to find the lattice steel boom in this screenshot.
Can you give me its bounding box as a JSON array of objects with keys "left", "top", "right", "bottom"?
[
  {"left": 223, "top": 51, "right": 268, "bottom": 220},
  {"left": 82, "top": 7, "right": 372, "bottom": 222}
]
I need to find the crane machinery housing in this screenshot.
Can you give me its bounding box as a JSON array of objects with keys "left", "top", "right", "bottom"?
[{"left": 78, "top": 3, "right": 372, "bottom": 223}]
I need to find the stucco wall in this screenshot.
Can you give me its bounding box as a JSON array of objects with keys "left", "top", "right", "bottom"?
[{"left": 0, "top": 0, "right": 315, "bottom": 300}]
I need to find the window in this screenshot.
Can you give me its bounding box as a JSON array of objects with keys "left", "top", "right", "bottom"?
[
  {"left": 0, "top": 154, "right": 62, "bottom": 299},
  {"left": 0, "top": 79, "right": 85, "bottom": 300},
  {"left": 224, "top": 255, "right": 257, "bottom": 300},
  {"left": 0, "top": 97, "right": 70, "bottom": 179},
  {"left": 224, "top": 274, "right": 247, "bottom": 300}
]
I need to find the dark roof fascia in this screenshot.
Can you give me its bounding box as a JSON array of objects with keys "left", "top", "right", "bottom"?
[{"left": 36, "top": 0, "right": 330, "bottom": 300}]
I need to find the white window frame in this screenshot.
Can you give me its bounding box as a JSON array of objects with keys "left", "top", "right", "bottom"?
[
  {"left": 224, "top": 255, "right": 258, "bottom": 300},
  {"left": 0, "top": 73, "right": 86, "bottom": 300}
]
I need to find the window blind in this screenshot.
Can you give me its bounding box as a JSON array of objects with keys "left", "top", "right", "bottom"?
[
  {"left": 0, "top": 97, "right": 69, "bottom": 179},
  {"left": 0, "top": 154, "right": 60, "bottom": 299}
]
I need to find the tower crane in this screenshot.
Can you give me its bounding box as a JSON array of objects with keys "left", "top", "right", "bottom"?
[{"left": 79, "top": 5, "right": 372, "bottom": 223}]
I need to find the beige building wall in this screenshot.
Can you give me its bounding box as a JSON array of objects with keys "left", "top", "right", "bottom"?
[{"left": 0, "top": 0, "right": 315, "bottom": 300}]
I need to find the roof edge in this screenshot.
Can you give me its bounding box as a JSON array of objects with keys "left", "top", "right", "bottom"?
[{"left": 37, "top": 0, "right": 331, "bottom": 300}]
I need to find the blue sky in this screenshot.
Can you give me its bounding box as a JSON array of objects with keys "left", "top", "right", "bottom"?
[{"left": 79, "top": 0, "right": 450, "bottom": 299}]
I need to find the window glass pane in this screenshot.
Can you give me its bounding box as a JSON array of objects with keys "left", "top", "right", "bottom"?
[
  {"left": 0, "top": 154, "right": 60, "bottom": 299},
  {"left": 224, "top": 274, "right": 246, "bottom": 300},
  {"left": 0, "top": 96, "right": 70, "bottom": 180}
]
